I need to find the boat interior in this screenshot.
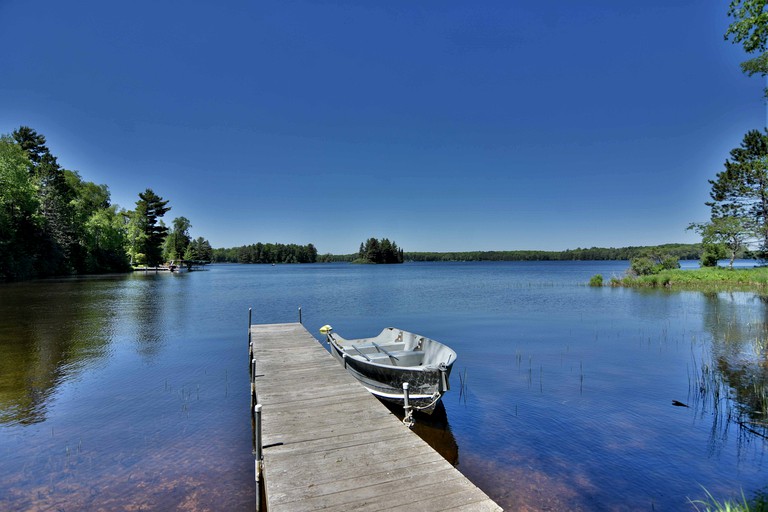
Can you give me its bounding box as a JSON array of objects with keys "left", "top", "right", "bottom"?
[{"left": 342, "top": 342, "right": 426, "bottom": 367}]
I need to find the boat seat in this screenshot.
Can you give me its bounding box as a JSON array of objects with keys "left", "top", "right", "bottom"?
[
  {"left": 366, "top": 351, "right": 425, "bottom": 367},
  {"left": 366, "top": 353, "right": 392, "bottom": 362},
  {"left": 349, "top": 343, "right": 406, "bottom": 354}
]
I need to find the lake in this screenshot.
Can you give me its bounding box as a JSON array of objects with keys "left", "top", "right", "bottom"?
[{"left": 1, "top": 261, "right": 766, "bottom": 511}]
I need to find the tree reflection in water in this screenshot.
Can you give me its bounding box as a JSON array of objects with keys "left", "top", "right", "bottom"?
[
  {"left": 0, "top": 277, "right": 120, "bottom": 425},
  {"left": 693, "top": 291, "right": 768, "bottom": 452}
]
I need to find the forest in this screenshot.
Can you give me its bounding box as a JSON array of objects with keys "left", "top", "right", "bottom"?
[
  {"left": 212, "top": 243, "right": 318, "bottom": 264},
  {"left": 0, "top": 127, "right": 212, "bottom": 280},
  {"left": 404, "top": 244, "right": 703, "bottom": 262}
]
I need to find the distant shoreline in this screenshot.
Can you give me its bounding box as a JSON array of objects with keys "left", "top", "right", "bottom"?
[{"left": 313, "top": 243, "right": 702, "bottom": 263}]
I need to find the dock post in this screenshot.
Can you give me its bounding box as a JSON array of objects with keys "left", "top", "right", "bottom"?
[
  {"left": 402, "top": 383, "right": 414, "bottom": 427},
  {"left": 254, "top": 403, "right": 263, "bottom": 459},
  {"left": 250, "top": 358, "right": 257, "bottom": 410},
  {"left": 248, "top": 308, "right": 253, "bottom": 374},
  {"left": 254, "top": 403, "right": 263, "bottom": 511},
  {"left": 298, "top": 306, "right": 302, "bottom": 324}
]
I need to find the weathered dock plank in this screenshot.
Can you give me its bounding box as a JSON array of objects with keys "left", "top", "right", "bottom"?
[{"left": 250, "top": 322, "right": 502, "bottom": 512}]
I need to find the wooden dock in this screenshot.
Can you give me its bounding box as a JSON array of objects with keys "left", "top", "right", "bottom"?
[{"left": 249, "top": 322, "right": 502, "bottom": 511}]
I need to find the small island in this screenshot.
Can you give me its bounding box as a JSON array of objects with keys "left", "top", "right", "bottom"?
[{"left": 352, "top": 238, "right": 404, "bottom": 264}]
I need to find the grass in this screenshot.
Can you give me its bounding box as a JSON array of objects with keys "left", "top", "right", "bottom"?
[
  {"left": 605, "top": 266, "right": 768, "bottom": 291},
  {"left": 689, "top": 487, "right": 768, "bottom": 512}
]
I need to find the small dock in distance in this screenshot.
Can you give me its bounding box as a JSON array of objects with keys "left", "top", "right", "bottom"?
[{"left": 249, "top": 322, "right": 502, "bottom": 511}]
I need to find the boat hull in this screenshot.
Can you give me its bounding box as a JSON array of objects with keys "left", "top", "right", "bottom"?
[{"left": 325, "top": 327, "right": 455, "bottom": 414}]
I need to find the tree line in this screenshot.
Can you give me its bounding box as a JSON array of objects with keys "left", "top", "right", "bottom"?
[
  {"left": 315, "top": 244, "right": 702, "bottom": 263},
  {"left": 405, "top": 244, "right": 701, "bottom": 262},
  {"left": 212, "top": 243, "right": 318, "bottom": 264},
  {"left": 0, "top": 127, "right": 211, "bottom": 280}
]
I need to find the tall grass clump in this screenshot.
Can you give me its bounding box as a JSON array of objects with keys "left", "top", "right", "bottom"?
[
  {"left": 689, "top": 486, "right": 768, "bottom": 512},
  {"left": 589, "top": 274, "right": 603, "bottom": 287}
]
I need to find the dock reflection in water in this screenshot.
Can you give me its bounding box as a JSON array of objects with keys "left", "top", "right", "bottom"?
[{"left": 381, "top": 400, "right": 459, "bottom": 467}]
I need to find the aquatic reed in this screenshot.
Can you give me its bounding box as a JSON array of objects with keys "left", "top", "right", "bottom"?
[{"left": 458, "top": 368, "right": 468, "bottom": 405}]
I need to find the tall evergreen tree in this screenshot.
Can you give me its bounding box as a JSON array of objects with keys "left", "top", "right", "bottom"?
[
  {"left": 128, "top": 189, "right": 170, "bottom": 266},
  {"left": 12, "top": 126, "right": 77, "bottom": 274},
  {"left": 184, "top": 236, "right": 213, "bottom": 262}
]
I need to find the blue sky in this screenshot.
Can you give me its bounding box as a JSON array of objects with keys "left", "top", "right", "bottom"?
[{"left": 1, "top": 1, "right": 764, "bottom": 254}]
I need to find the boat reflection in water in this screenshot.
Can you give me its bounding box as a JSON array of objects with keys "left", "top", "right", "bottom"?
[{"left": 380, "top": 399, "right": 459, "bottom": 467}]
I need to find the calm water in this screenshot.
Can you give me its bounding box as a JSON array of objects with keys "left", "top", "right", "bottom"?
[{"left": 1, "top": 261, "right": 767, "bottom": 511}]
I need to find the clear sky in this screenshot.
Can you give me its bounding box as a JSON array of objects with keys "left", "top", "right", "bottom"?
[{"left": 1, "top": 1, "right": 764, "bottom": 254}]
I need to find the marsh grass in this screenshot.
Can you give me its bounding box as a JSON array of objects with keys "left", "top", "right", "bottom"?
[{"left": 615, "top": 267, "right": 768, "bottom": 291}]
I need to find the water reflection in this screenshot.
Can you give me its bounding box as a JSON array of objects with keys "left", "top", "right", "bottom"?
[
  {"left": 380, "top": 400, "right": 459, "bottom": 466},
  {"left": 694, "top": 292, "right": 768, "bottom": 451},
  {"left": 125, "top": 275, "right": 172, "bottom": 360},
  {"left": 5, "top": 262, "right": 768, "bottom": 511},
  {"left": 0, "top": 278, "right": 120, "bottom": 425}
]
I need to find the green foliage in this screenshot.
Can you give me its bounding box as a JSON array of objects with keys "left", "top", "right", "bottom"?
[
  {"left": 184, "top": 237, "right": 213, "bottom": 262},
  {"left": 317, "top": 253, "right": 355, "bottom": 262},
  {"left": 405, "top": 244, "right": 701, "bottom": 262},
  {"left": 689, "top": 486, "right": 762, "bottom": 512},
  {"left": 212, "top": 243, "right": 317, "bottom": 264},
  {"left": 13, "top": 126, "right": 78, "bottom": 274},
  {"left": 81, "top": 205, "right": 130, "bottom": 273},
  {"left": 615, "top": 266, "right": 768, "bottom": 290},
  {"left": 0, "top": 136, "right": 40, "bottom": 279},
  {"left": 630, "top": 256, "right": 656, "bottom": 276},
  {"left": 126, "top": 189, "right": 170, "bottom": 267},
  {"left": 700, "top": 244, "right": 727, "bottom": 267},
  {"left": 726, "top": 0, "right": 768, "bottom": 96},
  {"left": 358, "top": 238, "right": 404, "bottom": 264},
  {"left": 588, "top": 274, "right": 603, "bottom": 287},
  {"left": 689, "top": 216, "right": 748, "bottom": 268},
  {"left": 706, "top": 130, "right": 768, "bottom": 259},
  {"left": 164, "top": 216, "right": 192, "bottom": 261},
  {"left": 628, "top": 251, "right": 680, "bottom": 277},
  {"left": 1, "top": 128, "right": 133, "bottom": 279},
  {"left": 0, "top": 126, "right": 213, "bottom": 279}
]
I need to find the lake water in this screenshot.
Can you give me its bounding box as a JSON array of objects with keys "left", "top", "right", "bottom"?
[{"left": 1, "top": 261, "right": 767, "bottom": 511}]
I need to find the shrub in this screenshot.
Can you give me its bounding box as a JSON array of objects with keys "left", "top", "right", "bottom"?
[
  {"left": 589, "top": 274, "right": 603, "bottom": 287},
  {"left": 701, "top": 243, "right": 727, "bottom": 267},
  {"left": 659, "top": 256, "right": 680, "bottom": 271},
  {"left": 630, "top": 256, "right": 656, "bottom": 276}
]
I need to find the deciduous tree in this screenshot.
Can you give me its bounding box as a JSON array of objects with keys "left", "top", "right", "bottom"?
[
  {"left": 725, "top": 0, "right": 768, "bottom": 96},
  {"left": 688, "top": 216, "right": 748, "bottom": 268},
  {"left": 0, "top": 136, "right": 40, "bottom": 278},
  {"left": 706, "top": 130, "right": 768, "bottom": 258},
  {"left": 164, "top": 216, "right": 192, "bottom": 261}
]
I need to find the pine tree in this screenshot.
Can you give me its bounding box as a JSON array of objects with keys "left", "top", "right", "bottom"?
[
  {"left": 706, "top": 130, "right": 768, "bottom": 257},
  {"left": 128, "top": 189, "right": 170, "bottom": 266}
]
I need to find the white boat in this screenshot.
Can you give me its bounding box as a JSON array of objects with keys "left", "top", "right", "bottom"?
[{"left": 319, "top": 326, "right": 456, "bottom": 414}]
